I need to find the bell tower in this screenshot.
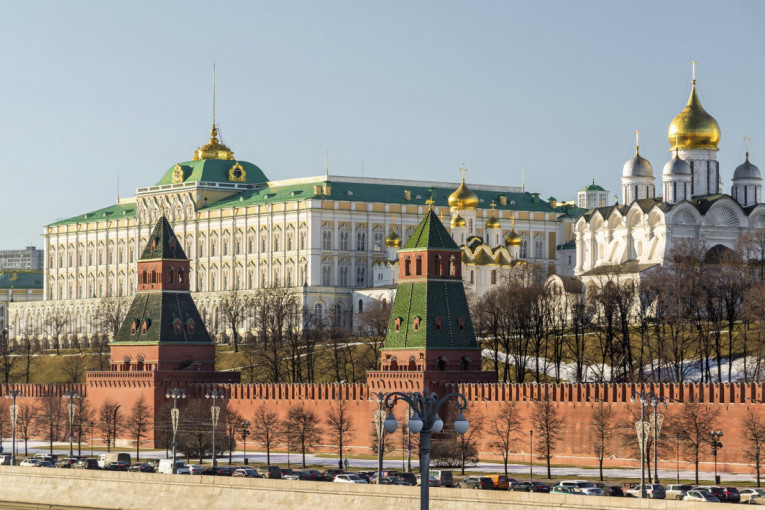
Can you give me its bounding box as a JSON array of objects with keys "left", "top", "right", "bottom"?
[{"left": 366, "top": 206, "right": 495, "bottom": 392}]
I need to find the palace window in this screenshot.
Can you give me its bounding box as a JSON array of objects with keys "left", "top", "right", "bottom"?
[
  {"left": 339, "top": 231, "right": 350, "bottom": 251},
  {"left": 356, "top": 266, "right": 366, "bottom": 287},
  {"left": 356, "top": 232, "right": 366, "bottom": 251},
  {"left": 322, "top": 230, "right": 332, "bottom": 250}
]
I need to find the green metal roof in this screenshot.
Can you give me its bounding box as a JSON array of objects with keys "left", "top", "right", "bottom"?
[
  {"left": 48, "top": 203, "right": 136, "bottom": 227},
  {"left": 113, "top": 292, "right": 212, "bottom": 344},
  {"left": 401, "top": 209, "right": 459, "bottom": 251},
  {"left": 155, "top": 159, "right": 268, "bottom": 186},
  {"left": 581, "top": 181, "right": 606, "bottom": 192},
  {"left": 140, "top": 216, "right": 188, "bottom": 261},
  {"left": 0, "top": 271, "right": 43, "bottom": 290}
]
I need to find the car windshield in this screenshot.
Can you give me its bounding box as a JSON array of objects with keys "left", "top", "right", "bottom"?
[{"left": 347, "top": 475, "right": 361, "bottom": 480}]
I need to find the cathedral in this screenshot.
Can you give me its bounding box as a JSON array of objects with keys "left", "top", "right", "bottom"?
[
  {"left": 7, "top": 122, "right": 577, "bottom": 343},
  {"left": 570, "top": 73, "right": 765, "bottom": 288}
]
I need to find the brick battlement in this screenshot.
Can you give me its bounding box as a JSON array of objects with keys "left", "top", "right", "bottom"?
[
  {"left": 224, "top": 382, "right": 368, "bottom": 402},
  {"left": 0, "top": 383, "right": 85, "bottom": 398}
]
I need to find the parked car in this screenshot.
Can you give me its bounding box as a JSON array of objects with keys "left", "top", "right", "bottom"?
[
  {"left": 307, "top": 469, "right": 325, "bottom": 481},
  {"left": 429, "top": 470, "right": 454, "bottom": 487},
  {"left": 187, "top": 464, "right": 203, "bottom": 475},
  {"left": 157, "top": 459, "right": 190, "bottom": 475},
  {"left": 457, "top": 476, "right": 494, "bottom": 490},
  {"left": 683, "top": 489, "right": 720, "bottom": 502},
  {"left": 201, "top": 466, "right": 234, "bottom": 476},
  {"left": 551, "top": 486, "right": 580, "bottom": 495},
  {"left": 695, "top": 486, "right": 727, "bottom": 502},
  {"left": 280, "top": 468, "right": 297, "bottom": 478},
  {"left": 487, "top": 474, "right": 511, "bottom": 490},
  {"left": 665, "top": 484, "right": 693, "bottom": 500},
  {"left": 322, "top": 469, "right": 345, "bottom": 481},
  {"left": 55, "top": 457, "right": 79, "bottom": 468},
  {"left": 625, "top": 484, "right": 665, "bottom": 499},
  {"left": 33, "top": 453, "right": 58, "bottom": 464},
  {"left": 741, "top": 488, "right": 765, "bottom": 502},
  {"left": 233, "top": 467, "right": 263, "bottom": 478},
  {"left": 73, "top": 458, "right": 99, "bottom": 470},
  {"left": 128, "top": 463, "right": 155, "bottom": 473},
  {"left": 416, "top": 474, "right": 440, "bottom": 487},
  {"left": 381, "top": 476, "right": 410, "bottom": 486},
  {"left": 511, "top": 481, "right": 551, "bottom": 493},
  {"left": 722, "top": 487, "right": 741, "bottom": 503},
  {"left": 145, "top": 459, "right": 160, "bottom": 469},
  {"left": 0, "top": 455, "right": 12, "bottom": 466},
  {"left": 396, "top": 472, "right": 417, "bottom": 486},
  {"left": 19, "top": 458, "right": 41, "bottom": 467},
  {"left": 38, "top": 461, "right": 56, "bottom": 468},
  {"left": 266, "top": 466, "right": 282, "bottom": 479},
  {"left": 97, "top": 453, "right": 130, "bottom": 469},
  {"left": 557, "top": 481, "right": 603, "bottom": 496},
  {"left": 594, "top": 483, "right": 623, "bottom": 497},
  {"left": 333, "top": 474, "right": 367, "bottom": 484},
  {"left": 104, "top": 461, "right": 130, "bottom": 471}
]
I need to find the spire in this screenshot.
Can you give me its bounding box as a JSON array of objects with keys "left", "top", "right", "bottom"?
[
  {"left": 521, "top": 164, "right": 526, "bottom": 191},
  {"left": 634, "top": 129, "right": 641, "bottom": 156},
  {"left": 213, "top": 63, "right": 216, "bottom": 127},
  {"left": 691, "top": 60, "right": 697, "bottom": 85},
  {"left": 746, "top": 136, "right": 751, "bottom": 162}
]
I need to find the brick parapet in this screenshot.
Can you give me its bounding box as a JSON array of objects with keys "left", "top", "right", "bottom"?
[{"left": 0, "top": 383, "right": 85, "bottom": 398}]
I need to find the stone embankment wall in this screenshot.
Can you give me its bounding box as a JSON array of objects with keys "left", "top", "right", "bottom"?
[{"left": 0, "top": 467, "right": 734, "bottom": 510}]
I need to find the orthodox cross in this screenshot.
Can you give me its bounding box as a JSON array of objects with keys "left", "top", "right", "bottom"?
[
  {"left": 459, "top": 163, "right": 467, "bottom": 181},
  {"left": 691, "top": 60, "right": 697, "bottom": 83}
]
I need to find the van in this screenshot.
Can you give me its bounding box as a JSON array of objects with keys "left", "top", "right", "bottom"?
[
  {"left": 158, "top": 459, "right": 190, "bottom": 475},
  {"left": 487, "top": 474, "right": 510, "bottom": 490},
  {"left": 97, "top": 453, "right": 131, "bottom": 469},
  {"left": 267, "top": 465, "right": 282, "bottom": 479},
  {"left": 429, "top": 470, "right": 453, "bottom": 487}
]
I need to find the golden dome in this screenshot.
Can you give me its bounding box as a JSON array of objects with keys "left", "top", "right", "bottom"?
[
  {"left": 451, "top": 212, "right": 467, "bottom": 228},
  {"left": 504, "top": 229, "right": 522, "bottom": 248},
  {"left": 385, "top": 228, "right": 402, "bottom": 248},
  {"left": 485, "top": 215, "right": 501, "bottom": 230},
  {"left": 194, "top": 124, "right": 235, "bottom": 161},
  {"left": 668, "top": 81, "right": 720, "bottom": 151},
  {"left": 448, "top": 176, "right": 479, "bottom": 210}
]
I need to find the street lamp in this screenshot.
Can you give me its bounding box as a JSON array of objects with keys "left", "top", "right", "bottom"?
[
  {"left": 165, "top": 388, "right": 186, "bottom": 474},
  {"left": 529, "top": 430, "right": 534, "bottom": 480},
  {"left": 5, "top": 390, "right": 22, "bottom": 466},
  {"left": 206, "top": 388, "right": 225, "bottom": 467},
  {"left": 382, "top": 388, "right": 469, "bottom": 510},
  {"left": 649, "top": 396, "right": 667, "bottom": 484},
  {"left": 241, "top": 421, "right": 250, "bottom": 465},
  {"left": 631, "top": 390, "right": 666, "bottom": 498},
  {"left": 369, "top": 391, "right": 387, "bottom": 483},
  {"left": 64, "top": 390, "right": 80, "bottom": 458},
  {"left": 711, "top": 430, "right": 724, "bottom": 484}
]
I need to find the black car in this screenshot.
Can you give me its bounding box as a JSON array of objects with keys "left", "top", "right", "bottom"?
[
  {"left": 457, "top": 477, "right": 494, "bottom": 490},
  {"left": 594, "top": 483, "right": 623, "bottom": 497},
  {"left": 104, "top": 461, "right": 129, "bottom": 471},
  {"left": 511, "top": 481, "right": 550, "bottom": 493},
  {"left": 73, "top": 458, "right": 99, "bottom": 470},
  {"left": 396, "top": 472, "right": 417, "bottom": 486},
  {"left": 201, "top": 466, "right": 234, "bottom": 476},
  {"left": 128, "top": 463, "right": 155, "bottom": 473}
]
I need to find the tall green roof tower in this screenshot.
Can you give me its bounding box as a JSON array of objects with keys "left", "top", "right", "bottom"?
[{"left": 367, "top": 207, "right": 496, "bottom": 393}]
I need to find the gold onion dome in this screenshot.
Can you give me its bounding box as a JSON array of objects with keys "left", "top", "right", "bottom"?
[
  {"left": 451, "top": 212, "right": 467, "bottom": 228},
  {"left": 385, "top": 228, "right": 402, "bottom": 248},
  {"left": 504, "top": 229, "right": 522, "bottom": 248},
  {"left": 194, "top": 124, "right": 235, "bottom": 161},
  {"left": 485, "top": 215, "right": 501, "bottom": 229},
  {"left": 448, "top": 176, "right": 479, "bottom": 210},
  {"left": 668, "top": 81, "right": 720, "bottom": 151}
]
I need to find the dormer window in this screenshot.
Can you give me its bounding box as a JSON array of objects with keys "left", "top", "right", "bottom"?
[
  {"left": 141, "top": 319, "right": 151, "bottom": 334},
  {"left": 458, "top": 318, "right": 466, "bottom": 331},
  {"left": 185, "top": 318, "right": 195, "bottom": 334},
  {"left": 413, "top": 316, "right": 421, "bottom": 331},
  {"left": 169, "top": 237, "right": 177, "bottom": 251},
  {"left": 173, "top": 318, "right": 183, "bottom": 335},
  {"left": 130, "top": 318, "right": 140, "bottom": 334},
  {"left": 434, "top": 317, "right": 442, "bottom": 331},
  {"left": 394, "top": 317, "right": 402, "bottom": 332},
  {"left": 151, "top": 237, "right": 157, "bottom": 251}
]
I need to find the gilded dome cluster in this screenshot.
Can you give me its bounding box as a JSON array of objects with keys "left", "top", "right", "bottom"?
[{"left": 668, "top": 81, "right": 721, "bottom": 151}]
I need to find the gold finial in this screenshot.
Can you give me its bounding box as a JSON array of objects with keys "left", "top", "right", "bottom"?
[
  {"left": 510, "top": 214, "right": 516, "bottom": 229},
  {"left": 425, "top": 198, "right": 435, "bottom": 209},
  {"left": 691, "top": 60, "right": 697, "bottom": 84},
  {"left": 634, "top": 129, "right": 641, "bottom": 155},
  {"left": 459, "top": 163, "right": 467, "bottom": 182},
  {"left": 213, "top": 63, "right": 216, "bottom": 126},
  {"left": 746, "top": 136, "right": 751, "bottom": 161},
  {"left": 490, "top": 200, "right": 496, "bottom": 210},
  {"left": 391, "top": 213, "right": 397, "bottom": 224}
]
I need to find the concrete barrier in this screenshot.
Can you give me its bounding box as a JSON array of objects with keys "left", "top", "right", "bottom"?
[{"left": 0, "top": 467, "right": 733, "bottom": 509}]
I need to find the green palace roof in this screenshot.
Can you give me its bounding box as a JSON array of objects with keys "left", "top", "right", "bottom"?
[
  {"left": 156, "top": 159, "right": 268, "bottom": 186},
  {"left": 581, "top": 181, "right": 606, "bottom": 192},
  {"left": 0, "top": 271, "right": 43, "bottom": 290},
  {"left": 48, "top": 203, "right": 136, "bottom": 227}
]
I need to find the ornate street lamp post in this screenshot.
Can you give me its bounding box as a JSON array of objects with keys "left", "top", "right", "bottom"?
[
  {"left": 650, "top": 396, "right": 666, "bottom": 484},
  {"left": 369, "top": 391, "right": 387, "bottom": 483},
  {"left": 529, "top": 430, "right": 534, "bottom": 480},
  {"left": 241, "top": 421, "right": 250, "bottom": 465},
  {"left": 382, "top": 388, "right": 469, "bottom": 510},
  {"left": 5, "top": 390, "right": 22, "bottom": 466},
  {"left": 630, "top": 390, "right": 668, "bottom": 497},
  {"left": 64, "top": 390, "right": 80, "bottom": 458},
  {"left": 165, "top": 388, "right": 186, "bottom": 474},
  {"left": 711, "top": 430, "right": 724, "bottom": 484},
  {"left": 206, "top": 388, "right": 225, "bottom": 467}
]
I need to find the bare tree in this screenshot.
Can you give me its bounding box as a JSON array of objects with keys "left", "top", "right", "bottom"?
[
  {"left": 589, "top": 402, "right": 616, "bottom": 481},
  {"left": 18, "top": 404, "right": 37, "bottom": 455},
  {"left": 125, "top": 396, "right": 152, "bottom": 461},
  {"left": 325, "top": 399, "right": 354, "bottom": 470},
  {"left": 250, "top": 287, "right": 301, "bottom": 382},
  {"left": 98, "top": 399, "right": 122, "bottom": 452},
  {"left": 74, "top": 396, "right": 95, "bottom": 457},
  {"left": 488, "top": 401, "right": 522, "bottom": 476},
  {"left": 251, "top": 404, "right": 282, "bottom": 468},
  {"left": 669, "top": 398, "right": 720, "bottom": 484},
  {"left": 744, "top": 409, "right": 765, "bottom": 487},
  {"left": 286, "top": 404, "right": 323, "bottom": 468},
  {"left": 0, "top": 329, "right": 17, "bottom": 384},
  {"left": 37, "top": 395, "right": 63, "bottom": 454},
  {"left": 531, "top": 395, "right": 563, "bottom": 479},
  {"left": 456, "top": 405, "right": 485, "bottom": 475},
  {"left": 219, "top": 289, "right": 249, "bottom": 353},
  {"left": 19, "top": 322, "right": 39, "bottom": 383},
  {"left": 63, "top": 354, "right": 86, "bottom": 383},
  {"left": 93, "top": 297, "right": 129, "bottom": 369},
  {"left": 43, "top": 308, "right": 71, "bottom": 355},
  {"left": 224, "top": 408, "right": 242, "bottom": 465},
  {"left": 355, "top": 299, "right": 390, "bottom": 371}
]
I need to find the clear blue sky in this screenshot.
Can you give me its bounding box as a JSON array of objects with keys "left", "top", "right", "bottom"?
[{"left": 3, "top": 1, "right": 765, "bottom": 248}]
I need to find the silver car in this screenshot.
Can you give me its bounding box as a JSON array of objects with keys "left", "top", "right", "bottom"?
[{"left": 625, "top": 484, "right": 666, "bottom": 499}]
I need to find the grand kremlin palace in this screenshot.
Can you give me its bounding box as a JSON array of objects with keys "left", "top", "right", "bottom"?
[{"left": 6, "top": 124, "right": 578, "bottom": 342}]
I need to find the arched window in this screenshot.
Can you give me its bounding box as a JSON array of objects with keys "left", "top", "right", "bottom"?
[
  {"left": 394, "top": 317, "right": 402, "bottom": 332},
  {"left": 413, "top": 316, "right": 420, "bottom": 331},
  {"left": 458, "top": 318, "right": 466, "bottom": 330},
  {"left": 408, "top": 356, "right": 417, "bottom": 371},
  {"left": 415, "top": 256, "right": 422, "bottom": 275},
  {"left": 122, "top": 356, "right": 131, "bottom": 371},
  {"left": 168, "top": 268, "right": 174, "bottom": 283},
  {"left": 449, "top": 256, "right": 456, "bottom": 276},
  {"left": 136, "top": 356, "right": 144, "bottom": 371},
  {"left": 151, "top": 269, "right": 157, "bottom": 284},
  {"left": 437, "top": 357, "right": 446, "bottom": 371},
  {"left": 178, "top": 268, "right": 184, "bottom": 283},
  {"left": 358, "top": 299, "right": 364, "bottom": 314},
  {"left": 434, "top": 317, "right": 442, "bottom": 330},
  {"left": 404, "top": 257, "right": 411, "bottom": 276},
  {"left": 434, "top": 255, "right": 442, "bottom": 276},
  {"left": 491, "top": 270, "right": 497, "bottom": 285},
  {"left": 142, "top": 269, "right": 147, "bottom": 284},
  {"left": 390, "top": 357, "right": 398, "bottom": 371}
]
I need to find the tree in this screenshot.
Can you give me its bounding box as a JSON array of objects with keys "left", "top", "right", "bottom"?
[
  {"left": 589, "top": 402, "right": 616, "bottom": 481},
  {"left": 286, "top": 404, "right": 323, "bottom": 468},
  {"left": 97, "top": 399, "right": 122, "bottom": 452},
  {"left": 531, "top": 395, "right": 563, "bottom": 478},
  {"left": 37, "top": 395, "right": 63, "bottom": 454},
  {"left": 325, "top": 400, "right": 354, "bottom": 470},
  {"left": 93, "top": 297, "right": 129, "bottom": 369},
  {"left": 251, "top": 404, "right": 282, "bottom": 468},
  {"left": 0, "top": 329, "right": 17, "bottom": 384},
  {"left": 218, "top": 289, "right": 249, "bottom": 353},
  {"left": 18, "top": 405, "right": 37, "bottom": 455},
  {"left": 175, "top": 399, "right": 230, "bottom": 463},
  {"left": 125, "top": 396, "right": 152, "bottom": 461},
  {"left": 487, "top": 401, "right": 521, "bottom": 476},
  {"left": 73, "top": 396, "right": 95, "bottom": 457},
  {"left": 355, "top": 299, "right": 390, "bottom": 371},
  {"left": 43, "top": 308, "right": 71, "bottom": 355},
  {"left": 455, "top": 405, "right": 484, "bottom": 475},
  {"left": 18, "top": 322, "right": 39, "bottom": 383},
  {"left": 744, "top": 409, "right": 765, "bottom": 487},
  {"left": 224, "top": 408, "right": 242, "bottom": 465},
  {"left": 670, "top": 398, "right": 720, "bottom": 484}
]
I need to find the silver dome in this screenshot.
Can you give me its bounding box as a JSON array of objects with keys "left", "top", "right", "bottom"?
[
  {"left": 662, "top": 154, "right": 691, "bottom": 176},
  {"left": 622, "top": 153, "right": 654, "bottom": 178},
  {"left": 733, "top": 159, "right": 762, "bottom": 180}
]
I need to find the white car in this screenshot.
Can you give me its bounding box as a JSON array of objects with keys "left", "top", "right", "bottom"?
[
  {"left": 334, "top": 474, "right": 367, "bottom": 484},
  {"left": 187, "top": 464, "right": 203, "bottom": 475},
  {"left": 741, "top": 488, "right": 765, "bottom": 502},
  {"left": 683, "top": 489, "right": 720, "bottom": 502},
  {"left": 19, "top": 459, "right": 40, "bottom": 467}
]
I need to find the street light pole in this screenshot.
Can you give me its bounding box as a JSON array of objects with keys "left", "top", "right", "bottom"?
[
  {"left": 206, "top": 388, "right": 225, "bottom": 467},
  {"left": 369, "top": 391, "right": 386, "bottom": 484},
  {"left": 529, "top": 430, "right": 534, "bottom": 480},
  {"left": 241, "top": 421, "right": 250, "bottom": 465},
  {"left": 650, "top": 396, "right": 666, "bottom": 485},
  {"left": 165, "top": 388, "right": 186, "bottom": 474},
  {"left": 631, "top": 390, "right": 667, "bottom": 497},
  {"left": 382, "top": 388, "right": 469, "bottom": 510},
  {"left": 5, "top": 390, "right": 22, "bottom": 466},
  {"left": 711, "top": 430, "right": 723, "bottom": 484},
  {"left": 64, "top": 390, "right": 80, "bottom": 458}
]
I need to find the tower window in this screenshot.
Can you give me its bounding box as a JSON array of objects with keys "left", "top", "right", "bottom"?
[
  {"left": 434, "top": 255, "right": 442, "bottom": 276},
  {"left": 434, "top": 317, "right": 442, "bottom": 330},
  {"left": 394, "top": 317, "right": 402, "bottom": 332},
  {"left": 458, "top": 318, "right": 466, "bottom": 331},
  {"left": 415, "top": 256, "right": 422, "bottom": 275},
  {"left": 404, "top": 257, "right": 411, "bottom": 276},
  {"left": 413, "top": 316, "right": 421, "bottom": 331}
]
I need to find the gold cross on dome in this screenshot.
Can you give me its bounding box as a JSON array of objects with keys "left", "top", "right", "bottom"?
[
  {"left": 390, "top": 214, "right": 397, "bottom": 224},
  {"left": 691, "top": 60, "right": 697, "bottom": 82},
  {"left": 425, "top": 198, "right": 435, "bottom": 209},
  {"left": 490, "top": 200, "right": 497, "bottom": 210},
  {"left": 459, "top": 163, "right": 467, "bottom": 181},
  {"left": 746, "top": 136, "right": 751, "bottom": 154},
  {"left": 633, "top": 129, "right": 640, "bottom": 148}
]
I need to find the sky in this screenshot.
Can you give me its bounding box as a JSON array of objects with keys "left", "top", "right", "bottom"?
[{"left": 3, "top": 1, "right": 765, "bottom": 248}]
